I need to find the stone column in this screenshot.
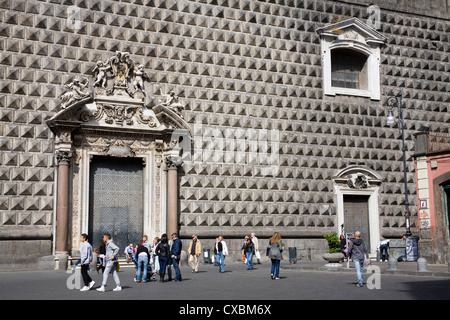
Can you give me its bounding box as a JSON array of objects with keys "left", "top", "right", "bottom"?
[
  {"left": 55, "top": 150, "right": 72, "bottom": 254},
  {"left": 166, "top": 155, "right": 182, "bottom": 236}
]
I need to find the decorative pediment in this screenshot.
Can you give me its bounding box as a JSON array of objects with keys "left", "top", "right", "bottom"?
[
  {"left": 47, "top": 51, "right": 191, "bottom": 137},
  {"left": 333, "top": 166, "right": 382, "bottom": 189},
  {"left": 317, "top": 18, "right": 386, "bottom": 50}
]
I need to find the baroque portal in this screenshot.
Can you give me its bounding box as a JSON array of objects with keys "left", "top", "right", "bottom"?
[{"left": 47, "top": 52, "right": 190, "bottom": 259}]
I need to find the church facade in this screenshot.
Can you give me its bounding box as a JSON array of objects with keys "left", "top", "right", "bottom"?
[{"left": 0, "top": 0, "right": 449, "bottom": 269}]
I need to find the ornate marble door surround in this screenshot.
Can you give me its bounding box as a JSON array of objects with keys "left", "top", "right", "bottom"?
[{"left": 47, "top": 52, "right": 191, "bottom": 258}]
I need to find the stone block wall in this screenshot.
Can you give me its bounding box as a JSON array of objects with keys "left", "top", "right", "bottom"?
[{"left": 0, "top": 0, "right": 448, "bottom": 268}]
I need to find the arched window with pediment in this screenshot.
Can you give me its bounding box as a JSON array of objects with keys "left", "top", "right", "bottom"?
[{"left": 317, "top": 18, "right": 386, "bottom": 100}]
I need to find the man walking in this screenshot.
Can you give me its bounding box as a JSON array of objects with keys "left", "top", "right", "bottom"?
[
  {"left": 215, "top": 235, "right": 228, "bottom": 273},
  {"left": 188, "top": 234, "right": 202, "bottom": 273},
  {"left": 79, "top": 233, "right": 95, "bottom": 291},
  {"left": 345, "top": 231, "right": 370, "bottom": 287},
  {"left": 170, "top": 233, "right": 182, "bottom": 281},
  {"left": 97, "top": 233, "right": 122, "bottom": 292}
]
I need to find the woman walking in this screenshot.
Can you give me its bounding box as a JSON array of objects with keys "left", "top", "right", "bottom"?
[
  {"left": 268, "top": 232, "right": 283, "bottom": 280},
  {"left": 242, "top": 237, "right": 255, "bottom": 270}
]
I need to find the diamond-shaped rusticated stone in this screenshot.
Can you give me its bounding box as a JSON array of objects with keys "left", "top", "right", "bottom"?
[{"left": 179, "top": 210, "right": 335, "bottom": 229}]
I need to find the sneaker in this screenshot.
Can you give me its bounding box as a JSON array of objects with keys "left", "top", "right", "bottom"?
[
  {"left": 80, "top": 286, "right": 90, "bottom": 292},
  {"left": 113, "top": 286, "right": 122, "bottom": 291},
  {"left": 356, "top": 283, "right": 363, "bottom": 287},
  {"left": 275, "top": 277, "right": 280, "bottom": 280},
  {"left": 270, "top": 274, "right": 274, "bottom": 279},
  {"left": 96, "top": 286, "right": 105, "bottom": 292},
  {"left": 89, "top": 281, "right": 95, "bottom": 289}
]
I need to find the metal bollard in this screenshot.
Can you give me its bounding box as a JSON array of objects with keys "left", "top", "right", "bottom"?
[
  {"left": 388, "top": 258, "right": 397, "bottom": 271},
  {"left": 288, "top": 247, "right": 297, "bottom": 264},
  {"left": 417, "top": 257, "right": 428, "bottom": 272}
]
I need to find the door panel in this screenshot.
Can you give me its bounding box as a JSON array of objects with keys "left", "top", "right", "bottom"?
[
  {"left": 444, "top": 185, "right": 450, "bottom": 235},
  {"left": 344, "top": 195, "right": 370, "bottom": 249},
  {"left": 89, "top": 156, "right": 143, "bottom": 253}
]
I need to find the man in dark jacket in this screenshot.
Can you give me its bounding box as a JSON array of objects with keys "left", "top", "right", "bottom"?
[
  {"left": 345, "top": 231, "right": 370, "bottom": 287},
  {"left": 170, "top": 233, "right": 182, "bottom": 281}
]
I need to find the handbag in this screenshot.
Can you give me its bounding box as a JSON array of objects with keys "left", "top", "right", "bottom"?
[{"left": 115, "top": 260, "right": 120, "bottom": 272}]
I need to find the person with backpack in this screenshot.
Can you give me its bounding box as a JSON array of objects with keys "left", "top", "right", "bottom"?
[{"left": 345, "top": 231, "right": 370, "bottom": 287}]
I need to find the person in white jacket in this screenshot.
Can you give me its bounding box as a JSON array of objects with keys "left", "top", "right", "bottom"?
[
  {"left": 79, "top": 233, "right": 95, "bottom": 291},
  {"left": 215, "top": 236, "right": 228, "bottom": 273}
]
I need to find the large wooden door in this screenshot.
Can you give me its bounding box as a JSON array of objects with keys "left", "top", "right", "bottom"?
[
  {"left": 344, "top": 194, "right": 370, "bottom": 249},
  {"left": 88, "top": 156, "right": 143, "bottom": 253}
]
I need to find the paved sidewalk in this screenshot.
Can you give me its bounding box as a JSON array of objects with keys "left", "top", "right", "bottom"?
[
  {"left": 282, "top": 259, "right": 450, "bottom": 278},
  {"left": 1, "top": 259, "right": 450, "bottom": 302}
]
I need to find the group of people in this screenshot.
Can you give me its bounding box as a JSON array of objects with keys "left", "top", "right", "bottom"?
[
  {"left": 78, "top": 229, "right": 385, "bottom": 291},
  {"left": 76, "top": 231, "right": 286, "bottom": 292},
  {"left": 132, "top": 233, "right": 184, "bottom": 284},
  {"left": 213, "top": 232, "right": 284, "bottom": 280},
  {"left": 78, "top": 232, "right": 184, "bottom": 292}
]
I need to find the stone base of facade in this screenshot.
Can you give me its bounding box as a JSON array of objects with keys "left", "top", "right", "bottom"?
[
  {"left": 179, "top": 237, "right": 330, "bottom": 264},
  {"left": 418, "top": 239, "right": 450, "bottom": 265},
  {"left": 0, "top": 240, "right": 52, "bottom": 271}
]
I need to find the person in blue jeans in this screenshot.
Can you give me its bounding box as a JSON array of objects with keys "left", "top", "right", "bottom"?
[
  {"left": 242, "top": 237, "right": 255, "bottom": 270},
  {"left": 170, "top": 233, "right": 183, "bottom": 281},
  {"left": 134, "top": 243, "right": 150, "bottom": 283},
  {"left": 268, "top": 232, "right": 283, "bottom": 280},
  {"left": 155, "top": 234, "right": 170, "bottom": 282},
  {"left": 345, "top": 231, "right": 370, "bottom": 287},
  {"left": 215, "top": 236, "right": 228, "bottom": 273}
]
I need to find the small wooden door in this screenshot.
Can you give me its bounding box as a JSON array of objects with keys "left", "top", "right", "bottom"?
[{"left": 344, "top": 194, "right": 370, "bottom": 249}]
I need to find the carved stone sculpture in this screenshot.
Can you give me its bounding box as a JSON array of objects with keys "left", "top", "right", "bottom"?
[
  {"left": 60, "top": 79, "right": 90, "bottom": 109},
  {"left": 347, "top": 173, "right": 369, "bottom": 189},
  {"left": 92, "top": 51, "right": 149, "bottom": 100},
  {"left": 92, "top": 61, "right": 111, "bottom": 88},
  {"left": 132, "top": 64, "right": 149, "bottom": 93},
  {"left": 161, "top": 90, "right": 184, "bottom": 118}
]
